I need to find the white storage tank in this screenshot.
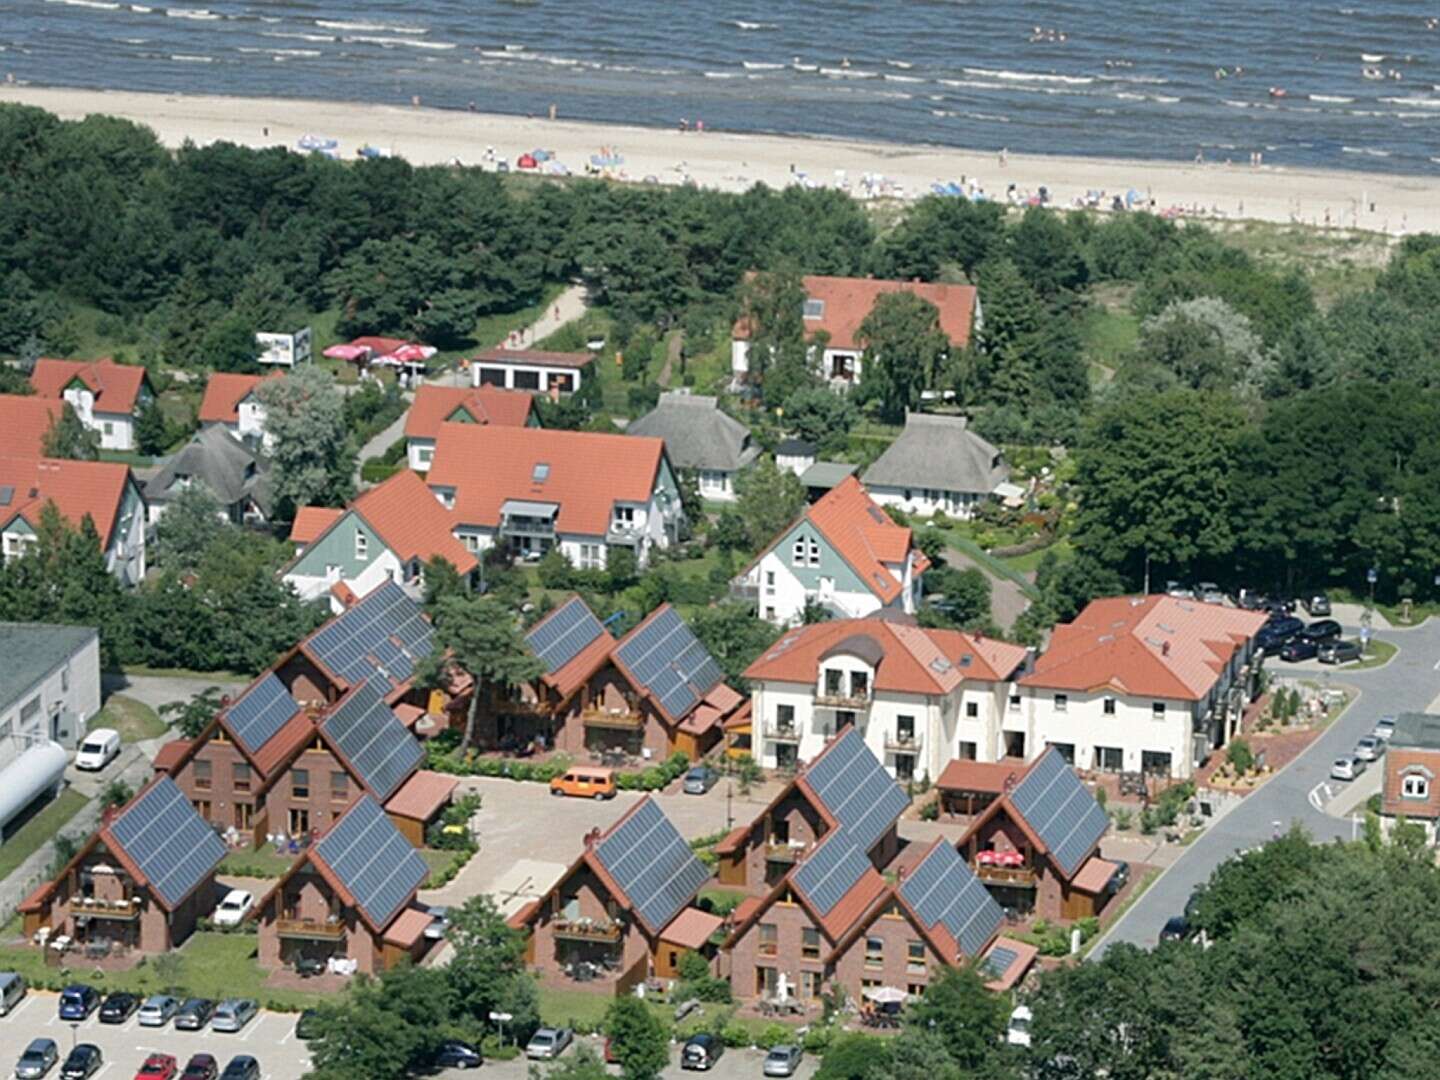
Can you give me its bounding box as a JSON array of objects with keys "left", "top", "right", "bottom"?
[{"left": 0, "top": 742, "right": 69, "bottom": 838}]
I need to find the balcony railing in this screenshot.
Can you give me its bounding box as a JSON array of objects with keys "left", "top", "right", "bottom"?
[
  {"left": 70, "top": 895, "right": 140, "bottom": 920},
  {"left": 730, "top": 582, "right": 759, "bottom": 602},
  {"left": 552, "top": 918, "right": 622, "bottom": 943},
  {"left": 501, "top": 518, "right": 556, "bottom": 538},
  {"left": 764, "top": 842, "right": 807, "bottom": 864},
  {"left": 768, "top": 725, "right": 802, "bottom": 744},
  {"left": 885, "top": 732, "right": 922, "bottom": 752},
  {"left": 972, "top": 864, "right": 1038, "bottom": 887},
  {"left": 581, "top": 709, "right": 643, "bottom": 731},
  {"left": 815, "top": 691, "right": 871, "bottom": 710},
  {"left": 606, "top": 522, "right": 644, "bottom": 545},
  {"left": 276, "top": 916, "right": 346, "bottom": 940}
]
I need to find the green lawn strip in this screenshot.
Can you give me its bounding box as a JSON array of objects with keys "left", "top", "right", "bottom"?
[
  {"left": 1342, "top": 638, "right": 1398, "bottom": 671},
  {"left": 97, "top": 449, "right": 154, "bottom": 468},
  {"left": 537, "top": 986, "right": 799, "bottom": 1040},
  {"left": 943, "top": 533, "right": 1042, "bottom": 602},
  {"left": 999, "top": 538, "right": 1074, "bottom": 576},
  {"left": 0, "top": 791, "right": 89, "bottom": 881},
  {"left": 218, "top": 847, "right": 296, "bottom": 879},
  {"left": 117, "top": 664, "right": 249, "bottom": 682},
  {"left": 421, "top": 847, "right": 469, "bottom": 888},
  {"left": 470, "top": 282, "right": 566, "bottom": 352},
  {"left": 96, "top": 695, "right": 166, "bottom": 744}
]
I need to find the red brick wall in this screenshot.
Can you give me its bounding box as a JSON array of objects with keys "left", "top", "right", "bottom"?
[
  {"left": 265, "top": 747, "right": 360, "bottom": 837},
  {"left": 528, "top": 864, "right": 653, "bottom": 983},
  {"left": 257, "top": 868, "right": 381, "bottom": 974},
  {"left": 1383, "top": 747, "right": 1440, "bottom": 819},
  {"left": 830, "top": 906, "right": 941, "bottom": 1000},
  {"left": 173, "top": 740, "right": 257, "bottom": 832},
  {"left": 728, "top": 898, "right": 828, "bottom": 1002},
  {"left": 738, "top": 792, "right": 828, "bottom": 895},
  {"left": 276, "top": 653, "right": 340, "bottom": 706},
  {"left": 965, "top": 810, "right": 1065, "bottom": 921}
]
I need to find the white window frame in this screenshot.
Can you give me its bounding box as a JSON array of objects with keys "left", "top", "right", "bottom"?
[
  {"left": 1403, "top": 774, "right": 1430, "bottom": 800},
  {"left": 1152, "top": 701, "right": 1166, "bottom": 720},
  {"left": 791, "top": 539, "right": 807, "bottom": 567},
  {"left": 807, "top": 539, "right": 820, "bottom": 568},
  {"left": 1054, "top": 693, "right": 1068, "bottom": 713},
  {"left": 355, "top": 533, "right": 369, "bottom": 561}
]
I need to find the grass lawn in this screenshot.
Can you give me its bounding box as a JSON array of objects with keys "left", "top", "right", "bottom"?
[
  {"left": 118, "top": 664, "right": 248, "bottom": 683},
  {"left": 537, "top": 986, "right": 801, "bottom": 1040},
  {"left": 96, "top": 695, "right": 167, "bottom": 744},
  {"left": 1081, "top": 302, "right": 1139, "bottom": 379},
  {"left": 1342, "top": 638, "right": 1397, "bottom": 671},
  {"left": 218, "top": 846, "right": 296, "bottom": 879},
  {"left": 97, "top": 449, "right": 155, "bottom": 468},
  {"left": 0, "top": 790, "right": 89, "bottom": 881},
  {"left": 472, "top": 282, "right": 565, "bottom": 351},
  {"left": 1000, "top": 537, "right": 1074, "bottom": 577}
]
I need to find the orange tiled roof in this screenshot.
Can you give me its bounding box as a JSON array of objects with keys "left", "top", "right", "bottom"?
[
  {"left": 936, "top": 758, "right": 1024, "bottom": 794},
  {"left": 734, "top": 274, "right": 978, "bottom": 352},
  {"left": 404, "top": 385, "right": 535, "bottom": 441},
  {"left": 198, "top": 372, "right": 277, "bottom": 424},
  {"left": 384, "top": 769, "right": 458, "bottom": 820},
  {"left": 0, "top": 455, "right": 135, "bottom": 547},
  {"left": 344, "top": 470, "right": 478, "bottom": 575},
  {"left": 151, "top": 739, "right": 192, "bottom": 773},
  {"left": 1020, "top": 595, "right": 1268, "bottom": 701},
  {"left": 0, "top": 395, "right": 62, "bottom": 458},
  {"left": 745, "top": 617, "right": 1020, "bottom": 694},
  {"left": 427, "top": 423, "right": 666, "bottom": 538},
  {"left": 1070, "top": 856, "right": 1118, "bottom": 894},
  {"left": 660, "top": 907, "right": 723, "bottom": 949},
  {"left": 382, "top": 905, "right": 433, "bottom": 947},
  {"left": 290, "top": 506, "right": 343, "bottom": 546},
  {"left": 30, "top": 358, "right": 148, "bottom": 415}
]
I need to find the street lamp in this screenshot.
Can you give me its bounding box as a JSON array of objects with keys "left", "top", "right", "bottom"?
[{"left": 68, "top": 1021, "right": 78, "bottom": 1052}]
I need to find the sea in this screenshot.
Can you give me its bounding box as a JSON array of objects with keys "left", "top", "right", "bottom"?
[{"left": 7, "top": 0, "right": 1440, "bottom": 175}]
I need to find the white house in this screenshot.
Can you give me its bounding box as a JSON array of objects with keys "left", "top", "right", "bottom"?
[
  {"left": 0, "top": 622, "right": 101, "bottom": 755},
  {"left": 471, "top": 348, "right": 595, "bottom": 395},
  {"left": 197, "top": 372, "right": 278, "bottom": 449},
  {"left": 775, "top": 437, "right": 817, "bottom": 478},
  {"left": 731, "top": 274, "right": 980, "bottom": 389},
  {"left": 0, "top": 456, "right": 147, "bottom": 585},
  {"left": 743, "top": 617, "right": 1028, "bottom": 781},
  {"left": 1012, "top": 595, "right": 1268, "bottom": 779},
  {"left": 624, "top": 391, "right": 760, "bottom": 502},
  {"left": 733, "top": 476, "right": 927, "bottom": 625},
  {"left": 403, "top": 384, "right": 537, "bottom": 473},
  {"left": 426, "top": 423, "right": 684, "bottom": 570},
  {"left": 29, "top": 358, "right": 153, "bottom": 453},
  {"left": 862, "top": 412, "right": 1011, "bottom": 520}
]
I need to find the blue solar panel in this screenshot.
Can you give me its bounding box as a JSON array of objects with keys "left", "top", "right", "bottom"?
[
  {"left": 614, "top": 606, "right": 724, "bottom": 721},
  {"left": 107, "top": 777, "right": 226, "bottom": 909},
  {"left": 315, "top": 795, "right": 427, "bottom": 930},
  {"left": 224, "top": 673, "right": 299, "bottom": 755},
  {"left": 802, "top": 729, "right": 910, "bottom": 853},
  {"left": 306, "top": 581, "right": 434, "bottom": 688},
  {"left": 593, "top": 799, "right": 710, "bottom": 934},
  {"left": 983, "top": 945, "right": 1018, "bottom": 979},
  {"left": 526, "top": 597, "right": 607, "bottom": 675},
  {"left": 900, "top": 843, "right": 1003, "bottom": 958},
  {"left": 322, "top": 681, "right": 424, "bottom": 802},
  {"left": 791, "top": 832, "right": 872, "bottom": 916},
  {"left": 1009, "top": 749, "right": 1109, "bottom": 878}
]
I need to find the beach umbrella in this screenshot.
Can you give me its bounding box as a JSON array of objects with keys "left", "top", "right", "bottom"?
[
  {"left": 388, "top": 343, "right": 437, "bottom": 362},
  {"left": 322, "top": 343, "right": 371, "bottom": 362},
  {"left": 863, "top": 986, "right": 907, "bottom": 1005},
  {"left": 532, "top": 149, "right": 552, "bottom": 162},
  {"left": 517, "top": 153, "right": 538, "bottom": 170}
]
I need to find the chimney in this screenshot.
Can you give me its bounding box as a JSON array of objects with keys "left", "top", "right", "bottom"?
[{"left": 1161, "top": 641, "right": 1170, "bottom": 657}]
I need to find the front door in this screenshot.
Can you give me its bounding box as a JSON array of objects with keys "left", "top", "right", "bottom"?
[{"left": 288, "top": 808, "right": 310, "bottom": 836}]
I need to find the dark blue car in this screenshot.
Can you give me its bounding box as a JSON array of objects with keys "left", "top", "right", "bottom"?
[{"left": 57, "top": 984, "right": 99, "bottom": 1021}]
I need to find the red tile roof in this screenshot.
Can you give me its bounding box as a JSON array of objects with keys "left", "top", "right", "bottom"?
[
  {"left": 745, "top": 617, "right": 1021, "bottom": 694},
  {"left": 1070, "top": 856, "right": 1118, "bottom": 894},
  {"left": 290, "top": 507, "right": 343, "bottom": 546},
  {"left": 384, "top": 769, "right": 458, "bottom": 821},
  {"left": 660, "top": 907, "right": 724, "bottom": 949},
  {"left": 1020, "top": 595, "right": 1268, "bottom": 701},
  {"left": 198, "top": 372, "right": 277, "bottom": 424},
  {"left": 936, "top": 759, "right": 1026, "bottom": 794},
  {"left": 734, "top": 274, "right": 978, "bottom": 352},
  {"left": 30, "top": 358, "right": 148, "bottom": 415},
  {"left": 382, "top": 905, "right": 433, "bottom": 948},
  {"left": 0, "top": 395, "right": 62, "bottom": 458},
  {"left": 0, "top": 455, "right": 136, "bottom": 547},
  {"left": 249, "top": 710, "right": 317, "bottom": 778},
  {"left": 427, "top": 423, "right": 666, "bottom": 538},
  {"left": 473, "top": 348, "right": 594, "bottom": 370},
  {"left": 345, "top": 470, "right": 478, "bottom": 575},
  {"left": 983, "top": 936, "right": 1038, "bottom": 992},
  {"left": 404, "top": 385, "right": 535, "bottom": 441},
  {"left": 151, "top": 739, "right": 192, "bottom": 773}
]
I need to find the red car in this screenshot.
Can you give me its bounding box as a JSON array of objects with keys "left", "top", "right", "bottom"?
[
  {"left": 181, "top": 1055, "right": 218, "bottom": 1080},
  {"left": 135, "top": 1054, "right": 178, "bottom": 1080}
]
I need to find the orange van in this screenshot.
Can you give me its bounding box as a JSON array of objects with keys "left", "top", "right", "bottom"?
[{"left": 549, "top": 765, "right": 617, "bottom": 800}]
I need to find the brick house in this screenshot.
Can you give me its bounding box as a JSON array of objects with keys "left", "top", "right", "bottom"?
[
  {"left": 19, "top": 777, "right": 226, "bottom": 955},
  {"left": 255, "top": 795, "right": 431, "bottom": 975},
  {"left": 1381, "top": 713, "right": 1440, "bottom": 841},
  {"left": 509, "top": 797, "right": 714, "bottom": 996}
]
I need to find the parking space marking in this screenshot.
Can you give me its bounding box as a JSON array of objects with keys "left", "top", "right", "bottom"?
[
  {"left": 8, "top": 995, "right": 37, "bottom": 1021},
  {"left": 95, "top": 1064, "right": 115, "bottom": 1079}
]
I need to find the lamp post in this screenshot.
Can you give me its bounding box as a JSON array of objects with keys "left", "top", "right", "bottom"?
[{"left": 68, "top": 1021, "right": 78, "bottom": 1052}]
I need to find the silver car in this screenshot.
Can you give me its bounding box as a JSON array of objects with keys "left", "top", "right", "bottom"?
[
  {"left": 525, "top": 1027, "right": 573, "bottom": 1061},
  {"left": 137, "top": 994, "right": 179, "bottom": 1028},
  {"left": 1354, "top": 735, "right": 1384, "bottom": 762},
  {"left": 15, "top": 1039, "right": 58, "bottom": 1080},
  {"left": 1374, "top": 716, "right": 1398, "bottom": 741},
  {"left": 763, "top": 1046, "right": 804, "bottom": 1078},
  {"left": 1331, "top": 756, "right": 1365, "bottom": 782},
  {"left": 211, "top": 998, "right": 258, "bottom": 1033}
]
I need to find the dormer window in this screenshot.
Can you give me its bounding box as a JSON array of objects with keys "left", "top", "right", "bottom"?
[
  {"left": 1403, "top": 773, "right": 1430, "bottom": 800},
  {"left": 802, "top": 298, "right": 825, "bottom": 319}
]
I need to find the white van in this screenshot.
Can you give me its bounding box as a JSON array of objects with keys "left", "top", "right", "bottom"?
[
  {"left": 75, "top": 728, "right": 121, "bottom": 771},
  {"left": 0, "top": 972, "right": 26, "bottom": 1015}
]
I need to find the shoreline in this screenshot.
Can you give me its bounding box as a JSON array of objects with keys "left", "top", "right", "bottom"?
[{"left": 1, "top": 85, "right": 1434, "bottom": 235}]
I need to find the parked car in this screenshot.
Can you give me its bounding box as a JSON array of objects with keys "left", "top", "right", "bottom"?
[
  {"left": 1236, "top": 590, "right": 1270, "bottom": 611},
  {"left": 1165, "top": 581, "right": 1194, "bottom": 599},
  {"left": 15, "top": 1038, "right": 58, "bottom": 1080},
  {"left": 174, "top": 998, "right": 215, "bottom": 1031},
  {"left": 1331, "top": 756, "right": 1365, "bottom": 782},
  {"left": 1319, "top": 639, "right": 1363, "bottom": 665},
  {"left": 525, "top": 1027, "right": 574, "bottom": 1061},
  {"left": 1006, "top": 1006, "right": 1033, "bottom": 1048},
  {"left": 180, "top": 1056, "right": 218, "bottom": 1080},
  {"left": 1195, "top": 582, "right": 1225, "bottom": 604},
  {"left": 134, "top": 1054, "right": 178, "bottom": 1080},
  {"left": 212, "top": 890, "right": 254, "bottom": 928},
  {"left": 0, "top": 972, "right": 26, "bottom": 1015},
  {"left": 59, "top": 1046, "right": 101, "bottom": 1080},
  {"left": 294, "top": 1010, "right": 321, "bottom": 1041},
  {"left": 423, "top": 904, "right": 450, "bottom": 941},
  {"left": 1298, "top": 619, "right": 1343, "bottom": 644},
  {"left": 549, "top": 767, "right": 616, "bottom": 800},
  {"left": 218, "top": 1058, "right": 259, "bottom": 1080},
  {"left": 1374, "top": 716, "right": 1398, "bottom": 741},
  {"left": 683, "top": 765, "right": 720, "bottom": 795},
  {"left": 74, "top": 728, "right": 120, "bottom": 772},
  {"left": 137, "top": 994, "right": 180, "bottom": 1028},
  {"left": 1257, "top": 616, "right": 1304, "bottom": 654},
  {"left": 1106, "top": 859, "right": 1131, "bottom": 895},
  {"left": 211, "top": 999, "right": 258, "bottom": 1033},
  {"left": 58, "top": 984, "right": 99, "bottom": 1021},
  {"left": 681, "top": 1034, "right": 724, "bottom": 1071},
  {"left": 99, "top": 991, "right": 139, "bottom": 1024},
  {"left": 1354, "top": 735, "right": 1385, "bottom": 762},
  {"left": 1159, "top": 916, "right": 1189, "bottom": 943},
  {"left": 432, "top": 1041, "right": 482, "bottom": 1070},
  {"left": 763, "top": 1045, "right": 804, "bottom": 1077},
  {"left": 1303, "top": 592, "right": 1332, "bottom": 616},
  {"left": 1268, "top": 594, "right": 1297, "bottom": 614},
  {"left": 1279, "top": 638, "right": 1319, "bottom": 662}
]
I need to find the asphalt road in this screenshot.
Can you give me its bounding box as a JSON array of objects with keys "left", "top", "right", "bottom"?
[{"left": 1091, "top": 617, "right": 1440, "bottom": 958}]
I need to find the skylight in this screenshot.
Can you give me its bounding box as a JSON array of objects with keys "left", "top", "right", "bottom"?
[
  {"left": 803, "top": 298, "right": 825, "bottom": 319},
  {"left": 532, "top": 462, "right": 550, "bottom": 484}
]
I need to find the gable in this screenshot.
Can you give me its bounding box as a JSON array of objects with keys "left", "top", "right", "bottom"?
[
  {"left": 766, "top": 519, "right": 869, "bottom": 595},
  {"left": 288, "top": 511, "right": 390, "bottom": 579},
  {"left": 445, "top": 406, "right": 478, "bottom": 425}
]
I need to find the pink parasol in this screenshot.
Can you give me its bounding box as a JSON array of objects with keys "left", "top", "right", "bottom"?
[{"left": 322, "top": 343, "right": 371, "bottom": 361}]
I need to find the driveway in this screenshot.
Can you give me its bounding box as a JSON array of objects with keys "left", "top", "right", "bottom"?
[
  {"left": 941, "top": 546, "right": 1029, "bottom": 631},
  {"left": 1091, "top": 615, "right": 1440, "bottom": 958},
  {"left": 102, "top": 672, "right": 246, "bottom": 714},
  {"left": 437, "top": 283, "right": 590, "bottom": 387}
]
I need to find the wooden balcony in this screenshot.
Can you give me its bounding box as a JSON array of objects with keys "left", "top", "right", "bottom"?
[
  {"left": 552, "top": 918, "right": 622, "bottom": 943},
  {"left": 70, "top": 896, "right": 140, "bottom": 921},
  {"left": 973, "top": 864, "right": 1038, "bottom": 887},
  {"left": 276, "top": 916, "right": 346, "bottom": 941},
  {"left": 581, "top": 709, "right": 643, "bottom": 731},
  {"left": 764, "top": 842, "right": 808, "bottom": 864}
]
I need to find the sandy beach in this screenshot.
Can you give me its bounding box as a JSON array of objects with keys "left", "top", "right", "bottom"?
[{"left": 2, "top": 85, "right": 1436, "bottom": 236}]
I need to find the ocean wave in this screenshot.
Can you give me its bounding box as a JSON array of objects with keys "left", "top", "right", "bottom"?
[
  {"left": 169, "top": 52, "right": 213, "bottom": 61},
  {"left": 317, "top": 19, "right": 425, "bottom": 34},
  {"left": 1310, "top": 94, "right": 1354, "bottom": 103},
  {"left": 344, "top": 35, "right": 456, "bottom": 50},
  {"left": 704, "top": 71, "right": 739, "bottom": 78},
  {"left": 44, "top": 0, "right": 120, "bottom": 10},
  {"left": 821, "top": 67, "right": 878, "bottom": 78},
  {"left": 964, "top": 66, "right": 1093, "bottom": 85},
  {"left": 1097, "top": 74, "right": 1170, "bottom": 85},
  {"left": 1152, "top": 94, "right": 1180, "bottom": 103},
  {"left": 166, "top": 7, "right": 219, "bottom": 19},
  {"left": 1380, "top": 96, "right": 1440, "bottom": 107},
  {"left": 729, "top": 20, "right": 777, "bottom": 30},
  {"left": 263, "top": 31, "right": 335, "bottom": 42},
  {"left": 792, "top": 62, "right": 818, "bottom": 72},
  {"left": 888, "top": 60, "right": 913, "bottom": 69},
  {"left": 130, "top": 4, "right": 151, "bottom": 10},
  {"left": 884, "top": 73, "right": 923, "bottom": 83},
  {"left": 1115, "top": 91, "right": 1145, "bottom": 101},
  {"left": 1343, "top": 146, "right": 1391, "bottom": 156},
  {"left": 239, "top": 46, "right": 320, "bottom": 57},
  {"left": 964, "top": 111, "right": 1010, "bottom": 122},
  {"left": 742, "top": 61, "right": 784, "bottom": 70}
]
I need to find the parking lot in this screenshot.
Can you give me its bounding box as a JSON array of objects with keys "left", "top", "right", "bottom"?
[{"left": 441, "top": 1035, "right": 820, "bottom": 1080}]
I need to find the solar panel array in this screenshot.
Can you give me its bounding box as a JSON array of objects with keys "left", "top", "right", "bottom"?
[
  {"left": 1009, "top": 749, "right": 1109, "bottom": 877},
  {"left": 526, "top": 597, "right": 607, "bottom": 675},
  {"left": 321, "top": 681, "right": 424, "bottom": 802},
  {"left": 791, "top": 832, "right": 873, "bottom": 916},
  {"left": 593, "top": 798, "right": 710, "bottom": 933},
  {"left": 224, "top": 673, "right": 299, "bottom": 755},
  {"left": 306, "top": 581, "right": 434, "bottom": 688},
  {"left": 614, "top": 607, "right": 725, "bottom": 721},
  {"left": 900, "top": 842, "right": 1004, "bottom": 958},
  {"left": 106, "top": 777, "right": 226, "bottom": 909},
  {"left": 314, "top": 795, "right": 428, "bottom": 930},
  {"left": 802, "top": 728, "right": 910, "bottom": 853},
  {"left": 983, "top": 944, "right": 1018, "bottom": 980}
]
